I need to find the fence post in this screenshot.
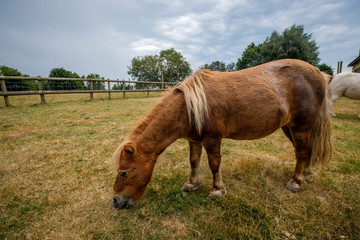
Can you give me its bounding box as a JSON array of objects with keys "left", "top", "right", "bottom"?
[
  {"left": 0, "top": 76, "right": 10, "bottom": 107},
  {"left": 161, "top": 74, "right": 164, "bottom": 89},
  {"left": 37, "top": 77, "right": 46, "bottom": 105},
  {"left": 89, "top": 80, "right": 94, "bottom": 101},
  {"left": 108, "top": 79, "right": 111, "bottom": 100},
  {"left": 337, "top": 61, "right": 343, "bottom": 74},
  {"left": 122, "top": 80, "right": 126, "bottom": 98},
  {"left": 147, "top": 84, "right": 150, "bottom": 97}
]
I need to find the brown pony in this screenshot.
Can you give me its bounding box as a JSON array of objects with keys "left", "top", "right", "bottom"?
[{"left": 112, "top": 59, "right": 332, "bottom": 209}]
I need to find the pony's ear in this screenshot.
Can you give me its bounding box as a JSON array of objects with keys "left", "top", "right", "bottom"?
[{"left": 124, "top": 144, "right": 135, "bottom": 155}]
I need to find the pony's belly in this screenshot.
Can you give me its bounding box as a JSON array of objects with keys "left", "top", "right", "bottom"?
[
  {"left": 225, "top": 120, "right": 281, "bottom": 140},
  {"left": 224, "top": 104, "right": 288, "bottom": 140},
  {"left": 343, "top": 87, "right": 360, "bottom": 100}
]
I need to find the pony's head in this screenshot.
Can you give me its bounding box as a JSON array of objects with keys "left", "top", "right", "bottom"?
[{"left": 112, "top": 142, "right": 156, "bottom": 209}]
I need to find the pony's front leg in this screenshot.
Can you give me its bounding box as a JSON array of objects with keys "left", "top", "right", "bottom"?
[
  {"left": 329, "top": 100, "right": 336, "bottom": 117},
  {"left": 182, "top": 141, "right": 202, "bottom": 192},
  {"left": 329, "top": 92, "right": 340, "bottom": 117},
  {"left": 204, "top": 139, "right": 227, "bottom": 200}
]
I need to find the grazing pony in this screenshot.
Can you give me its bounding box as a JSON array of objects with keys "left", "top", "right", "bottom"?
[
  {"left": 112, "top": 59, "right": 332, "bottom": 209},
  {"left": 329, "top": 72, "right": 360, "bottom": 117}
]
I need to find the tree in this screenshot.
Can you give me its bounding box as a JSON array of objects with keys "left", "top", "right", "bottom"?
[
  {"left": 46, "top": 68, "right": 86, "bottom": 90},
  {"left": 318, "top": 63, "right": 334, "bottom": 75},
  {"left": 202, "top": 61, "right": 236, "bottom": 72},
  {"left": 128, "top": 48, "right": 192, "bottom": 83},
  {"left": 0, "top": 65, "right": 35, "bottom": 91},
  {"left": 86, "top": 73, "right": 105, "bottom": 90},
  {"left": 236, "top": 43, "right": 264, "bottom": 70},
  {"left": 0, "top": 65, "right": 23, "bottom": 76},
  {"left": 236, "top": 25, "right": 322, "bottom": 70},
  {"left": 202, "top": 61, "right": 226, "bottom": 72},
  {"left": 128, "top": 55, "right": 162, "bottom": 82},
  {"left": 160, "top": 48, "right": 192, "bottom": 82},
  {"left": 226, "top": 62, "right": 236, "bottom": 72},
  {"left": 262, "top": 25, "right": 320, "bottom": 65}
]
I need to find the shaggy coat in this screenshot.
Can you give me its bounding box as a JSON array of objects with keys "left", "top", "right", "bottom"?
[{"left": 112, "top": 59, "right": 332, "bottom": 209}]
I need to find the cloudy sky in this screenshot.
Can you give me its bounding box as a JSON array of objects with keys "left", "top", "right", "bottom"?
[{"left": 1, "top": 0, "right": 359, "bottom": 80}]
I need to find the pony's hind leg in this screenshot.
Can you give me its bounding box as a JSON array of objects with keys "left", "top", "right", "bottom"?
[
  {"left": 286, "top": 130, "right": 312, "bottom": 192},
  {"left": 282, "top": 126, "right": 312, "bottom": 175},
  {"left": 203, "top": 139, "right": 227, "bottom": 200},
  {"left": 182, "top": 141, "right": 202, "bottom": 192}
]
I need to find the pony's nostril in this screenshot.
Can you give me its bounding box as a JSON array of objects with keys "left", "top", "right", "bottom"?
[{"left": 112, "top": 197, "right": 118, "bottom": 204}]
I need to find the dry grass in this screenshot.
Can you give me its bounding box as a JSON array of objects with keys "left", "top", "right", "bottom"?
[{"left": 0, "top": 95, "right": 359, "bottom": 239}]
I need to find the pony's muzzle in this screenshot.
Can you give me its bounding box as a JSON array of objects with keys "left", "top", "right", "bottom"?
[{"left": 112, "top": 196, "right": 135, "bottom": 209}]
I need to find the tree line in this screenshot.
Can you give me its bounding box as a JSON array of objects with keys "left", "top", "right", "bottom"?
[
  {"left": 1, "top": 24, "right": 334, "bottom": 91},
  {"left": 0, "top": 66, "right": 107, "bottom": 91}
]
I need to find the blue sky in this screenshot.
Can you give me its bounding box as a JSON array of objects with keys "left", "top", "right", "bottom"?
[{"left": 0, "top": 0, "right": 359, "bottom": 80}]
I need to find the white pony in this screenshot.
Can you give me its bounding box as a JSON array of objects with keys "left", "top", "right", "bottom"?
[{"left": 329, "top": 72, "right": 360, "bottom": 117}]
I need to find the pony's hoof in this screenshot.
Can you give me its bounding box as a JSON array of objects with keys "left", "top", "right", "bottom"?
[
  {"left": 286, "top": 179, "right": 301, "bottom": 193},
  {"left": 181, "top": 182, "right": 198, "bottom": 192},
  {"left": 206, "top": 188, "right": 227, "bottom": 200},
  {"left": 331, "top": 113, "right": 336, "bottom": 117}
]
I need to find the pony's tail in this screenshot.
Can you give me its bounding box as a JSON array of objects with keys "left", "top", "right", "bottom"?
[{"left": 310, "top": 81, "right": 332, "bottom": 167}]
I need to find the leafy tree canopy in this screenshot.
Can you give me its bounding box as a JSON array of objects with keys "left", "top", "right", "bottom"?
[
  {"left": 318, "top": 63, "right": 334, "bottom": 75},
  {"left": 86, "top": 73, "right": 104, "bottom": 80},
  {"left": 226, "top": 62, "right": 236, "bottom": 72},
  {"left": 202, "top": 61, "right": 236, "bottom": 72},
  {"left": 0, "top": 65, "right": 34, "bottom": 91},
  {"left": 236, "top": 43, "right": 263, "bottom": 70},
  {"left": 236, "top": 25, "right": 322, "bottom": 70},
  {"left": 47, "top": 67, "right": 85, "bottom": 90},
  {"left": 86, "top": 73, "right": 105, "bottom": 90},
  {"left": 49, "top": 67, "right": 80, "bottom": 78},
  {"left": 128, "top": 48, "right": 192, "bottom": 82},
  {"left": 1, "top": 65, "right": 29, "bottom": 77},
  {"left": 202, "top": 61, "right": 226, "bottom": 72}
]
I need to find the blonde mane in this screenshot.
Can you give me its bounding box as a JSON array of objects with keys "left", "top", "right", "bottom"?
[{"left": 175, "top": 69, "right": 210, "bottom": 134}]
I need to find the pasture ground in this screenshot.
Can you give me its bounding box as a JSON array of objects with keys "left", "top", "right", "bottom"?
[{"left": 1, "top": 94, "right": 359, "bottom": 239}]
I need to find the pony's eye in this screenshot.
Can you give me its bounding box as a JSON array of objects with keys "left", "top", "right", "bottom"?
[{"left": 119, "top": 171, "right": 128, "bottom": 177}]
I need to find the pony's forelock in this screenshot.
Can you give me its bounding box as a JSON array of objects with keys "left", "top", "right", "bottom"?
[{"left": 111, "top": 143, "right": 124, "bottom": 170}]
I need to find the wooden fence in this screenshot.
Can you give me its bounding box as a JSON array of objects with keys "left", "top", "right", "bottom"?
[{"left": 0, "top": 76, "right": 178, "bottom": 107}]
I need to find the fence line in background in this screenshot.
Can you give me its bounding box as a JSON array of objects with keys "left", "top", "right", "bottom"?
[{"left": 0, "top": 75, "right": 178, "bottom": 107}]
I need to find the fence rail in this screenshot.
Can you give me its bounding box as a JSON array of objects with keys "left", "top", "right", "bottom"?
[{"left": 0, "top": 75, "right": 178, "bottom": 106}]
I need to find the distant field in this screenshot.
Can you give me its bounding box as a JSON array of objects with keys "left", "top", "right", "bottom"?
[{"left": 1, "top": 95, "right": 359, "bottom": 239}]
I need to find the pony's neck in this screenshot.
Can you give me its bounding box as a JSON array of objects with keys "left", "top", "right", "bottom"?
[{"left": 130, "top": 91, "right": 189, "bottom": 156}]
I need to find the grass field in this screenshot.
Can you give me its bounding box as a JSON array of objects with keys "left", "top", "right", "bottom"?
[{"left": 1, "top": 94, "right": 359, "bottom": 239}]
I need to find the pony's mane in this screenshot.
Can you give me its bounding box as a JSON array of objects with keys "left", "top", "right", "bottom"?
[{"left": 175, "top": 69, "right": 210, "bottom": 134}]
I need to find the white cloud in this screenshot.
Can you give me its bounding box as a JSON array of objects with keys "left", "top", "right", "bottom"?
[
  {"left": 311, "top": 24, "right": 356, "bottom": 44},
  {"left": 130, "top": 38, "right": 175, "bottom": 55},
  {"left": 157, "top": 14, "right": 203, "bottom": 42}
]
